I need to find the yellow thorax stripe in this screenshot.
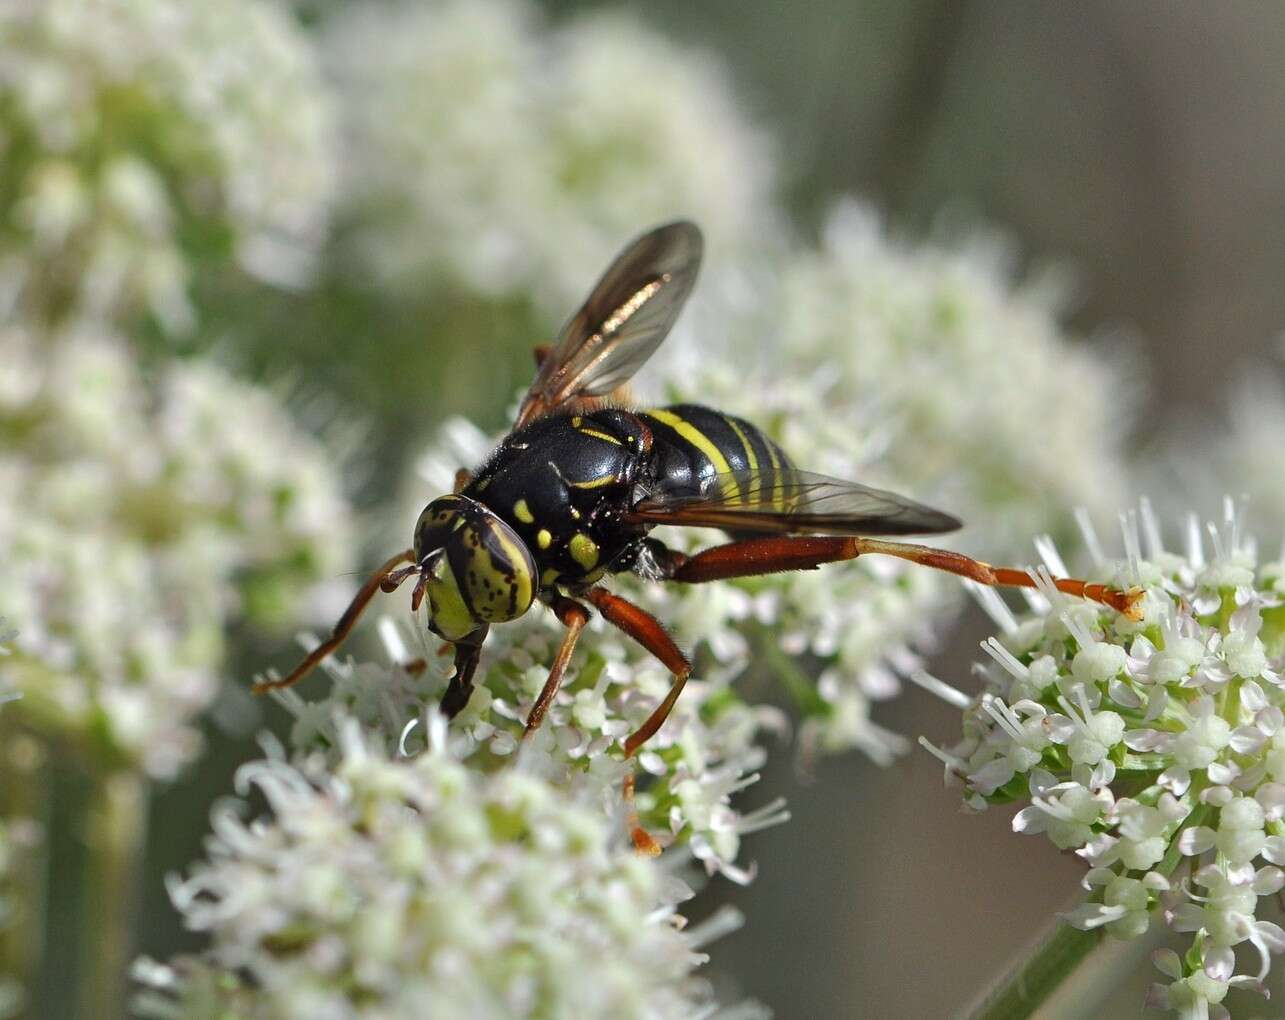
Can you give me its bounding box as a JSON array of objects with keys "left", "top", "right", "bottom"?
[
  {"left": 575, "top": 425, "right": 623, "bottom": 446},
  {"left": 647, "top": 408, "right": 739, "bottom": 500}
]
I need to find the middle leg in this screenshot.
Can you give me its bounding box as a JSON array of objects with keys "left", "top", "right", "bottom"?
[
  {"left": 584, "top": 587, "right": 691, "bottom": 858},
  {"left": 584, "top": 587, "right": 692, "bottom": 757}
]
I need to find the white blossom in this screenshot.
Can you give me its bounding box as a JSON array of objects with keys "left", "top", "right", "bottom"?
[
  {"left": 135, "top": 716, "right": 761, "bottom": 1019},
  {"left": 1171, "top": 365, "right": 1285, "bottom": 546},
  {"left": 323, "top": 0, "right": 775, "bottom": 309},
  {"left": 0, "top": 328, "right": 353, "bottom": 778},
  {"left": 0, "top": 0, "right": 335, "bottom": 332},
  {"left": 923, "top": 500, "right": 1285, "bottom": 1011},
  {"left": 266, "top": 593, "right": 788, "bottom": 887},
  {"left": 589, "top": 200, "right": 1127, "bottom": 754},
  {"left": 745, "top": 201, "right": 1130, "bottom": 557},
  {"left": 394, "top": 189, "right": 1135, "bottom": 760}
]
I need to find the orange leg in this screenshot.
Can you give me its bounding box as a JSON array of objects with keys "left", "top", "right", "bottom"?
[
  {"left": 253, "top": 549, "right": 415, "bottom": 693},
  {"left": 622, "top": 771, "right": 661, "bottom": 857},
  {"left": 661, "top": 536, "right": 1143, "bottom": 619},
  {"left": 522, "top": 596, "right": 591, "bottom": 739},
  {"left": 584, "top": 588, "right": 692, "bottom": 756},
  {"left": 584, "top": 587, "right": 693, "bottom": 857}
]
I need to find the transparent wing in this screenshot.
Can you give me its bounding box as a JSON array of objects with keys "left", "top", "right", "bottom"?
[
  {"left": 626, "top": 468, "right": 962, "bottom": 537},
  {"left": 514, "top": 221, "right": 703, "bottom": 430}
]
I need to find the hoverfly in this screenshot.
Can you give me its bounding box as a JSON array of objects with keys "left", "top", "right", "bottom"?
[{"left": 256, "top": 222, "right": 1140, "bottom": 839}]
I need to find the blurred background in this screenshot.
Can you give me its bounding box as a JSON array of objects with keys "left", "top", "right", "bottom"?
[{"left": 5, "top": 1, "right": 1285, "bottom": 1017}]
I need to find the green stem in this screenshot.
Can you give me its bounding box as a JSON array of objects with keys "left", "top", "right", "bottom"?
[
  {"left": 967, "top": 916, "right": 1104, "bottom": 1020},
  {"left": 755, "top": 630, "right": 828, "bottom": 717},
  {"left": 0, "top": 733, "right": 50, "bottom": 1020},
  {"left": 78, "top": 770, "right": 146, "bottom": 1020}
]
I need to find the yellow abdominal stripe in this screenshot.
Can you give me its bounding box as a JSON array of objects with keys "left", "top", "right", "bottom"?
[
  {"left": 646, "top": 408, "right": 740, "bottom": 500},
  {"left": 724, "top": 416, "right": 758, "bottom": 503}
]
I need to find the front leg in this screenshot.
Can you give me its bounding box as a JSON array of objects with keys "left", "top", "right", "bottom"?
[
  {"left": 522, "top": 595, "right": 591, "bottom": 739},
  {"left": 440, "top": 626, "right": 489, "bottom": 719}
]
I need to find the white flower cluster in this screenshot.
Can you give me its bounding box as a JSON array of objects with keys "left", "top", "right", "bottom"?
[
  {"left": 136, "top": 716, "right": 760, "bottom": 1020},
  {"left": 1190, "top": 369, "right": 1285, "bottom": 543},
  {"left": 763, "top": 201, "right": 1130, "bottom": 556},
  {"left": 0, "top": 0, "right": 335, "bottom": 333},
  {"left": 631, "top": 201, "right": 1129, "bottom": 755},
  {"left": 358, "top": 421, "right": 791, "bottom": 883},
  {"left": 274, "top": 611, "right": 789, "bottom": 887},
  {"left": 323, "top": 0, "right": 774, "bottom": 311},
  {"left": 0, "top": 329, "right": 353, "bottom": 778},
  {"left": 922, "top": 501, "right": 1285, "bottom": 1017}
]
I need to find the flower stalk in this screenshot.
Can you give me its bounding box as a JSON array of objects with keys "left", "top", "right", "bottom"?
[
  {"left": 0, "top": 734, "right": 48, "bottom": 1020},
  {"left": 79, "top": 771, "right": 146, "bottom": 1020},
  {"left": 969, "top": 918, "right": 1103, "bottom": 1020}
]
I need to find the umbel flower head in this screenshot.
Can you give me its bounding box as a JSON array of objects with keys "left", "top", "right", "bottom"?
[
  {"left": 0, "top": 0, "right": 335, "bottom": 333},
  {"left": 921, "top": 499, "right": 1285, "bottom": 1016},
  {"left": 136, "top": 716, "right": 763, "bottom": 1020},
  {"left": 267, "top": 568, "right": 790, "bottom": 887},
  {"left": 749, "top": 200, "right": 1130, "bottom": 558},
  {"left": 1184, "top": 366, "right": 1285, "bottom": 543},
  {"left": 0, "top": 328, "right": 353, "bottom": 778},
  {"left": 323, "top": 0, "right": 774, "bottom": 310},
  {"left": 397, "top": 198, "right": 1123, "bottom": 759}
]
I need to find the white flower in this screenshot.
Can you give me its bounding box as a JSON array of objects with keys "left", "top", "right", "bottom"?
[
  {"left": 325, "top": 0, "right": 774, "bottom": 309},
  {"left": 137, "top": 717, "right": 752, "bottom": 1019},
  {"left": 636, "top": 202, "right": 1132, "bottom": 752},
  {"left": 1063, "top": 869, "right": 1165, "bottom": 940},
  {"left": 0, "top": 0, "right": 335, "bottom": 332},
  {"left": 1185, "top": 368, "right": 1285, "bottom": 544},
  {"left": 0, "top": 328, "right": 353, "bottom": 778},
  {"left": 1110, "top": 795, "right": 1187, "bottom": 871},
  {"left": 267, "top": 604, "right": 787, "bottom": 885},
  {"left": 752, "top": 201, "right": 1131, "bottom": 557},
  {"left": 923, "top": 500, "right": 1285, "bottom": 1010},
  {"left": 1012, "top": 778, "right": 1110, "bottom": 850}
]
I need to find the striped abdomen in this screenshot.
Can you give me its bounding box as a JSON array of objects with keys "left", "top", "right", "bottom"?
[{"left": 639, "top": 403, "right": 795, "bottom": 506}]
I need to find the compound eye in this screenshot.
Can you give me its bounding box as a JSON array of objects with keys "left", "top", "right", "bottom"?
[
  {"left": 458, "top": 515, "right": 535, "bottom": 623},
  {"left": 413, "top": 498, "right": 458, "bottom": 563}
]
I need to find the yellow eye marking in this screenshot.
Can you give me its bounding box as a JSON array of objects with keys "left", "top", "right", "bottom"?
[
  {"left": 569, "top": 533, "right": 599, "bottom": 570},
  {"left": 513, "top": 499, "right": 534, "bottom": 524},
  {"left": 647, "top": 408, "right": 738, "bottom": 499},
  {"left": 571, "top": 416, "right": 583, "bottom": 427},
  {"left": 537, "top": 528, "right": 552, "bottom": 549}
]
